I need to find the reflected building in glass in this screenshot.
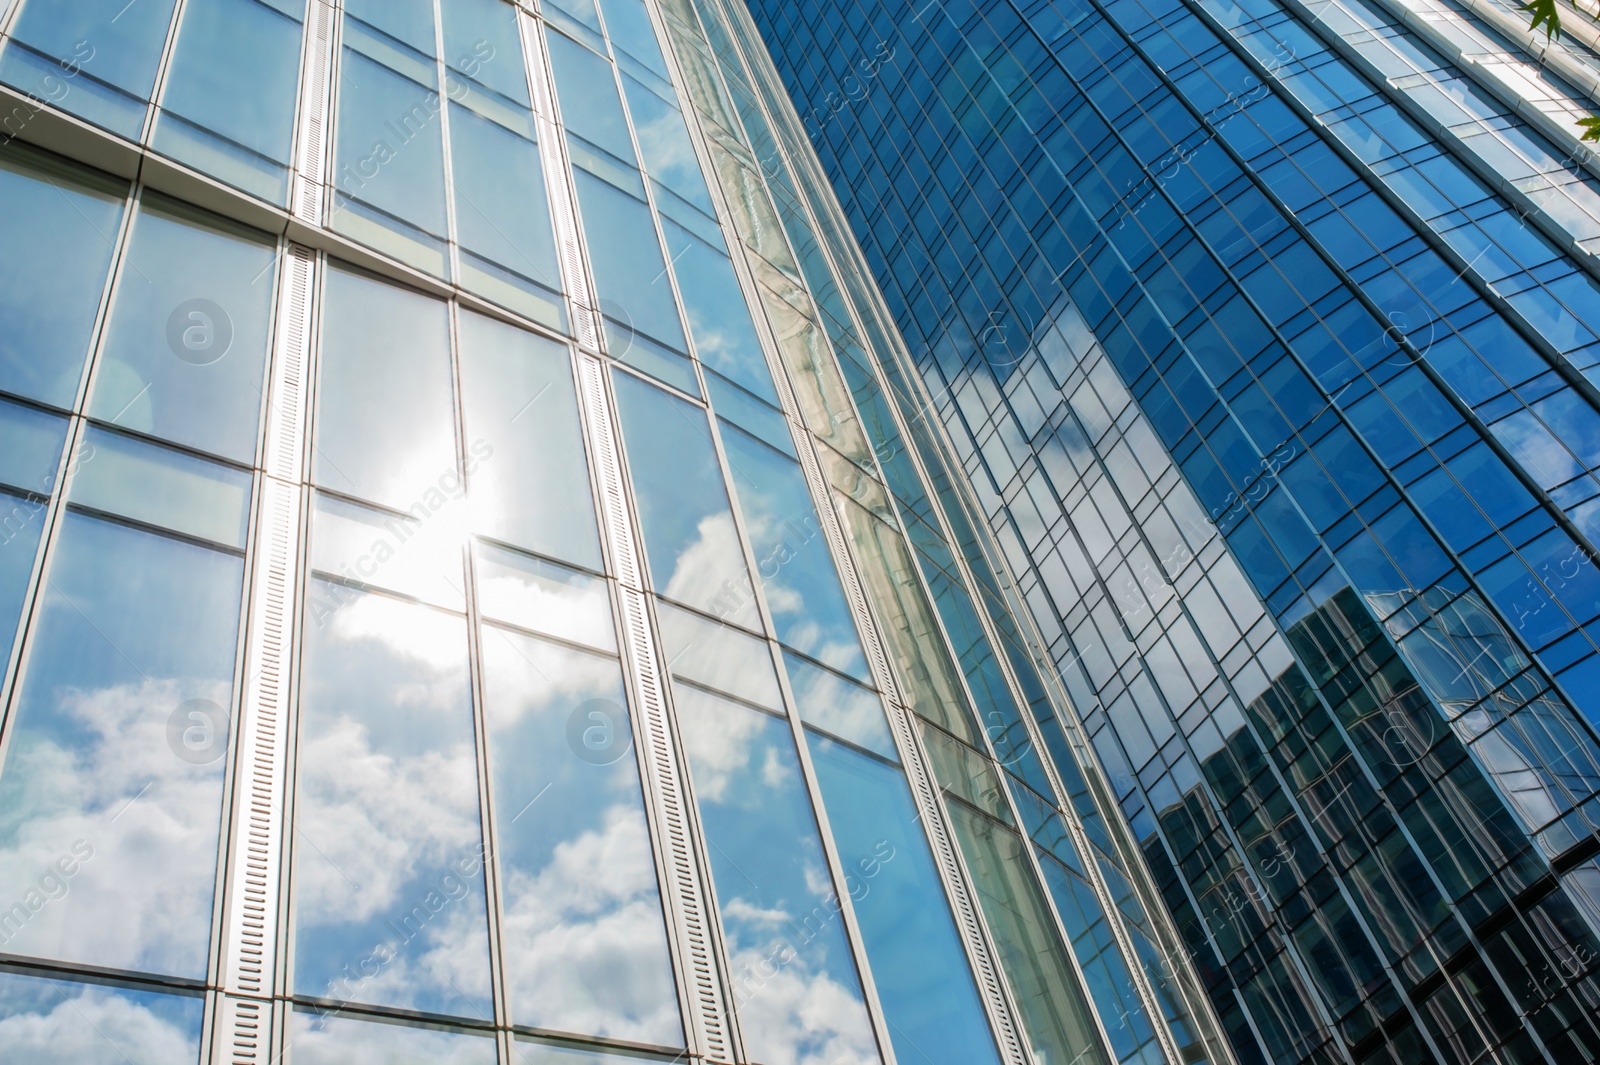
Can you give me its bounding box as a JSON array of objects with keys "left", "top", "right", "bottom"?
[
  {"left": 0, "top": 1, "right": 1231, "bottom": 1065},
  {"left": 739, "top": 0, "right": 1600, "bottom": 1062}
]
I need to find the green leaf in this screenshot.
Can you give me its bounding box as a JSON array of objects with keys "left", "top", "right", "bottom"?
[
  {"left": 1580, "top": 116, "right": 1600, "bottom": 144},
  {"left": 1522, "top": 0, "right": 1563, "bottom": 38}
]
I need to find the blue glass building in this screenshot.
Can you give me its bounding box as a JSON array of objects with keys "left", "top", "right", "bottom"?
[{"left": 739, "top": 0, "right": 1600, "bottom": 1061}]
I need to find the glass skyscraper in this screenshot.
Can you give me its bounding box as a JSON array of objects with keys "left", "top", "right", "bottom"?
[
  {"left": 740, "top": 0, "right": 1600, "bottom": 1062},
  {"left": 0, "top": 1, "right": 1595, "bottom": 1065}
]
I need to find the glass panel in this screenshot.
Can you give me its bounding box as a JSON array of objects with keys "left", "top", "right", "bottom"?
[
  {"left": 0, "top": 970, "right": 204, "bottom": 1063},
  {"left": 441, "top": 0, "right": 528, "bottom": 106},
  {"left": 333, "top": 24, "right": 449, "bottom": 275},
  {"left": 512, "top": 1038, "right": 683, "bottom": 1064},
  {"left": 611, "top": 371, "right": 760, "bottom": 630},
  {"left": 546, "top": 30, "right": 635, "bottom": 165},
  {"left": 807, "top": 732, "right": 1006, "bottom": 1065},
  {"left": 784, "top": 652, "right": 894, "bottom": 759},
  {"left": 0, "top": 147, "right": 125, "bottom": 409},
  {"left": 69, "top": 427, "right": 252, "bottom": 549},
  {"left": 673, "top": 684, "right": 880, "bottom": 1065},
  {"left": 293, "top": 585, "right": 491, "bottom": 1019},
  {"left": 314, "top": 267, "right": 456, "bottom": 511},
  {"left": 480, "top": 624, "right": 683, "bottom": 1045},
  {"left": 288, "top": 1010, "right": 498, "bottom": 1065},
  {"left": 597, "top": 0, "right": 669, "bottom": 74},
  {"left": 88, "top": 199, "right": 275, "bottom": 462},
  {"left": 945, "top": 801, "right": 1111, "bottom": 1065},
  {"left": 449, "top": 102, "right": 565, "bottom": 327},
  {"left": 152, "top": 0, "right": 304, "bottom": 203},
  {"left": 309, "top": 492, "right": 465, "bottom": 612},
  {"left": 457, "top": 311, "right": 599, "bottom": 568},
  {"left": 0, "top": 511, "right": 241, "bottom": 977},
  {"left": 0, "top": 401, "right": 66, "bottom": 669},
  {"left": 474, "top": 541, "right": 614, "bottom": 652},
  {"left": 657, "top": 599, "right": 781, "bottom": 708},
  {"left": 572, "top": 170, "right": 689, "bottom": 364},
  {"left": 661, "top": 218, "right": 778, "bottom": 404},
  {"left": 621, "top": 75, "right": 713, "bottom": 214},
  {"left": 1, "top": 0, "right": 180, "bottom": 138},
  {"left": 719, "top": 422, "right": 869, "bottom": 679},
  {"left": 345, "top": 0, "right": 436, "bottom": 55}
]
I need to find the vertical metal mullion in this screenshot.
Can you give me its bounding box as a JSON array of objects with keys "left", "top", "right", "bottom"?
[{"left": 139, "top": 0, "right": 190, "bottom": 143}]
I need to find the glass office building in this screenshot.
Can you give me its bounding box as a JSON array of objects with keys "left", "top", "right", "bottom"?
[
  {"left": 741, "top": 0, "right": 1600, "bottom": 1062},
  {"left": 0, "top": 0, "right": 1243, "bottom": 1064}
]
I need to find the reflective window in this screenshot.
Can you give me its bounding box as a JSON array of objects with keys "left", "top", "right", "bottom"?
[
  {"left": 674, "top": 684, "right": 880, "bottom": 1065},
  {"left": 441, "top": 0, "right": 527, "bottom": 106},
  {"left": 621, "top": 75, "right": 714, "bottom": 215},
  {"left": 1, "top": 0, "right": 180, "bottom": 138},
  {"left": 88, "top": 198, "right": 275, "bottom": 463},
  {"left": 152, "top": 0, "right": 305, "bottom": 203},
  {"left": 719, "top": 422, "right": 868, "bottom": 678},
  {"left": 0, "top": 147, "right": 124, "bottom": 409},
  {"left": 662, "top": 218, "right": 777, "bottom": 404},
  {"left": 0, "top": 399, "right": 67, "bottom": 668},
  {"left": 573, "top": 171, "right": 693, "bottom": 391},
  {"left": 481, "top": 624, "right": 683, "bottom": 1044},
  {"left": 314, "top": 268, "right": 457, "bottom": 511},
  {"left": 457, "top": 311, "right": 599, "bottom": 569},
  {"left": 293, "top": 584, "right": 492, "bottom": 1019},
  {"left": 69, "top": 426, "right": 252, "bottom": 549},
  {"left": 546, "top": 30, "right": 635, "bottom": 165},
  {"left": 784, "top": 652, "right": 893, "bottom": 759},
  {"left": 474, "top": 541, "right": 614, "bottom": 652},
  {"left": 657, "top": 599, "right": 782, "bottom": 708},
  {"left": 807, "top": 733, "right": 1005, "bottom": 1065},
  {"left": 0, "top": 509, "right": 241, "bottom": 978},
  {"left": 597, "top": 0, "right": 668, "bottom": 74},
  {"left": 0, "top": 970, "right": 204, "bottom": 1063},
  {"left": 288, "top": 1009, "right": 498, "bottom": 1065},
  {"left": 333, "top": 16, "right": 449, "bottom": 275},
  {"left": 612, "top": 371, "right": 761, "bottom": 630},
  {"left": 309, "top": 492, "right": 465, "bottom": 612}
]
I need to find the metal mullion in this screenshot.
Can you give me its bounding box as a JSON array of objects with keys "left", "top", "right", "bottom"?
[{"left": 434, "top": 0, "right": 462, "bottom": 288}]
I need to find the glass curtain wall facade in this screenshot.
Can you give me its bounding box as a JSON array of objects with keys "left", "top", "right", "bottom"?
[
  {"left": 0, "top": 2, "right": 1226, "bottom": 1065},
  {"left": 741, "top": 0, "right": 1600, "bottom": 1063}
]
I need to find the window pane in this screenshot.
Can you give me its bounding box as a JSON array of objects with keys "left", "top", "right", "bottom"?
[
  {"left": 294, "top": 585, "right": 492, "bottom": 1019},
  {"left": 0, "top": 401, "right": 66, "bottom": 670},
  {"left": 474, "top": 541, "right": 614, "bottom": 653},
  {"left": 449, "top": 102, "right": 565, "bottom": 327},
  {"left": 441, "top": 0, "right": 528, "bottom": 106},
  {"left": 89, "top": 199, "right": 275, "bottom": 463},
  {"left": 662, "top": 218, "right": 778, "bottom": 404},
  {"left": 70, "top": 427, "right": 252, "bottom": 549},
  {"left": 1, "top": 0, "right": 180, "bottom": 137},
  {"left": 344, "top": 0, "right": 435, "bottom": 56},
  {"left": 621, "top": 75, "right": 713, "bottom": 214},
  {"left": 333, "top": 25, "right": 449, "bottom": 275},
  {"left": 573, "top": 170, "right": 687, "bottom": 359},
  {"left": 481, "top": 625, "right": 683, "bottom": 1045},
  {"left": 309, "top": 492, "right": 465, "bottom": 612},
  {"left": 288, "top": 1010, "right": 497, "bottom": 1065},
  {"left": 152, "top": 0, "right": 304, "bottom": 203},
  {"left": 546, "top": 30, "right": 635, "bottom": 165},
  {"left": 457, "top": 311, "right": 599, "bottom": 568},
  {"left": 597, "top": 0, "right": 668, "bottom": 74},
  {"left": 657, "top": 599, "right": 782, "bottom": 709},
  {"left": 784, "top": 652, "right": 894, "bottom": 759},
  {"left": 945, "top": 801, "right": 1110, "bottom": 1065},
  {"left": 0, "top": 970, "right": 204, "bottom": 1063},
  {"left": 673, "top": 685, "right": 880, "bottom": 1065},
  {"left": 0, "top": 147, "right": 124, "bottom": 409},
  {"left": 611, "top": 371, "right": 760, "bottom": 630},
  {"left": 719, "top": 423, "right": 868, "bottom": 679},
  {"left": 314, "top": 268, "right": 456, "bottom": 511},
  {"left": 0, "top": 512, "right": 241, "bottom": 978},
  {"left": 806, "top": 733, "right": 1005, "bottom": 1065}
]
